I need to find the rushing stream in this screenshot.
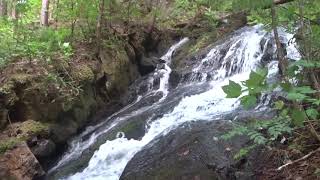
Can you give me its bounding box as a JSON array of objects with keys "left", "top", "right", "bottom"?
[{"left": 48, "top": 25, "right": 300, "bottom": 180}]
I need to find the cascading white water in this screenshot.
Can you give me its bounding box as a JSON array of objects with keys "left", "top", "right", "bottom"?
[
  {"left": 49, "top": 37, "right": 190, "bottom": 175},
  {"left": 64, "top": 74, "right": 247, "bottom": 180},
  {"left": 156, "top": 37, "right": 189, "bottom": 100},
  {"left": 51, "top": 25, "right": 300, "bottom": 180}
]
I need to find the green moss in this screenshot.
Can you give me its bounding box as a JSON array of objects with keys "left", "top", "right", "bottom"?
[
  {"left": 0, "top": 120, "right": 50, "bottom": 154},
  {"left": 0, "top": 137, "right": 23, "bottom": 154},
  {"left": 1, "top": 73, "right": 31, "bottom": 92},
  {"left": 189, "top": 32, "right": 216, "bottom": 54},
  {"left": 71, "top": 64, "right": 94, "bottom": 82},
  {"left": 19, "top": 120, "right": 50, "bottom": 136},
  {"left": 120, "top": 120, "right": 143, "bottom": 134},
  {"left": 11, "top": 74, "right": 32, "bottom": 84}
]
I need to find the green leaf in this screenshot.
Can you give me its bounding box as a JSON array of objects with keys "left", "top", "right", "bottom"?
[
  {"left": 241, "top": 95, "right": 257, "bottom": 109},
  {"left": 222, "top": 80, "right": 242, "bottom": 98},
  {"left": 274, "top": 100, "right": 285, "bottom": 110},
  {"left": 287, "top": 64, "right": 299, "bottom": 77},
  {"left": 281, "top": 82, "right": 292, "bottom": 92},
  {"left": 291, "top": 108, "right": 306, "bottom": 127},
  {"left": 245, "top": 68, "right": 267, "bottom": 88},
  {"left": 312, "top": 99, "right": 320, "bottom": 106},
  {"left": 293, "top": 86, "right": 317, "bottom": 94},
  {"left": 291, "top": 60, "right": 320, "bottom": 68},
  {"left": 306, "top": 108, "right": 319, "bottom": 120},
  {"left": 280, "top": 109, "right": 289, "bottom": 117},
  {"left": 287, "top": 92, "right": 307, "bottom": 101}
]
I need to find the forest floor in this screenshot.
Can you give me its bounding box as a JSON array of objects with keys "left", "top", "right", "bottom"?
[{"left": 255, "top": 125, "right": 320, "bottom": 180}]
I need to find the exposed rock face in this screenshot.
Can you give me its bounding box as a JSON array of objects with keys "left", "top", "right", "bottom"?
[
  {"left": 0, "top": 24, "right": 175, "bottom": 172},
  {"left": 120, "top": 110, "right": 275, "bottom": 180},
  {"left": 29, "top": 138, "right": 56, "bottom": 159},
  {"left": 120, "top": 121, "right": 248, "bottom": 180},
  {"left": 168, "top": 12, "right": 248, "bottom": 88},
  {"left": 0, "top": 142, "right": 45, "bottom": 180}
]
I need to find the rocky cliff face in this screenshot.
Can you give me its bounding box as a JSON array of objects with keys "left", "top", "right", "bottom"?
[
  {"left": 0, "top": 142, "right": 45, "bottom": 180},
  {"left": 0, "top": 24, "right": 177, "bottom": 179}
]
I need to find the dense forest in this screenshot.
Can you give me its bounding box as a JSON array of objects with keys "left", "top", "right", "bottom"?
[{"left": 0, "top": 0, "right": 320, "bottom": 180}]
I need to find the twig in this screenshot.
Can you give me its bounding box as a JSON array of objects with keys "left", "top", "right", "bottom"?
[
  {"left": 7, "top": 113, "right": 17, "bottom": 137},
  {"left": 277, "top": 147, "right": 320, "bottom": 171}
]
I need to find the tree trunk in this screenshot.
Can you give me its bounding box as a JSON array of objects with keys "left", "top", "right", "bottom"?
[
  {"left": 11, "top": 0, "right": 17, "bottom": 20},
  {"left": 0, "top": 0, "right": 7, "bottom": 17},
  {"left": 41, "top": 0, "right": 50, "bottom": 26},
  {"left": 54, "top": 0, "right": 60, "bottom": 29},
  {"left": 297, "top": 0, "right": 320, "bottom": 94},
  {"left": 271, "top": 2, "right": 287, "bottom": 76},
  {"left": 96, "top": 0, "right": 105, "bottom": 56}
]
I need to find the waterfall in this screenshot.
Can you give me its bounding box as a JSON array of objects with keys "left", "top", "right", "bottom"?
[{"left": 48, "top": 25, "right": 300, "bottom": 180}]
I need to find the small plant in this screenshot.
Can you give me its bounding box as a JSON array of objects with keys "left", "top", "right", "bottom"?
[
  {"left": 222, "top": 61, "right": 320, "bottom": 158},
  {"left": 0, "top": 137, "right": 23, "bottom": 154},
  {"left": 222, "top": 116, "right": 292, "bottom": 159}
]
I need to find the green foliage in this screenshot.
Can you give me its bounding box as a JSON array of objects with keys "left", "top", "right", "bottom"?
[
  {"left": 223, "top": 116, "right": 292, "bottom": 144},
  {"left": 314, "top": 168, "right": 320, "bottom": 177},
  {"left": 0, "top": 137, "right": 23, "bottom": 154},
  {"left": 222, "top": 0, "right": 320, "bottom": 158},
  {"left": 172, "top": 0, "right": 232, "bottom": 27},
  {"left": 222, "top": 80, "right": 242, "bottom": 98},
  {"left": 234, "top": 145, "right": 256, "bottom": 160},
  {"left": 223, "top": 68, "right": 268, "bottom": 109},
  {"left": 232, "top": 0, "right": 272, "bottom": 10}
]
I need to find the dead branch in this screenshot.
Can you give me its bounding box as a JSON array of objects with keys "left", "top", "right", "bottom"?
[{"left": 277, "top": 147, "right": 320, "bottom": 171}]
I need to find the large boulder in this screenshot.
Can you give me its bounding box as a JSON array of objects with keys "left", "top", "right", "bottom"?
[
  {"left": 120, "top": 116, "right": 271, "bottom": 180},
  {"left": 0, "top": 142, "right": 45, "bottom": 180},
  {"left": 139, "top": 56, "right": 162, "bottom": 75},
  {"left": 29, "top": 138, "right": 56, "bottom": 159}
]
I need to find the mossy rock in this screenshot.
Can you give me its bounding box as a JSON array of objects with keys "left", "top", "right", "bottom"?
[
  {"left": 188, "top": 32, "right": 217, "bottom": 54},
  {"left": 70, "top": 64, "right": 94, "bottom": 83},
  {"left": 18, "top": 120, "right": 50, "bottom": 138},
  {"left": 106, "top": 119, "right": 146, "bottom": 141},
  {"left": 52, "top": 58, "right": 70, "bottom": 72}
]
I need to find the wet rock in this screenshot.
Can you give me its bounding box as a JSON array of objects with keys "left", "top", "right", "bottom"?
[
  {"left": 0, "top": 142, "right": 45, "bottom": 180},
  {"left": 120, "top": 119, "right": 262, "bottom": 180},
  {"left": 260, "top": 35, "right": 275, "bottom": 65},
  {"left": 50, "top": 119, "right": 78, "bottom": 144},
  {"left": 30, "top": 138, "right": 56, "bottom": 159},
  {"left": 138, "top": 56, "right": 162, "bottom": 75},
  {"left": 169, "top": 70, "right": 182, "bottom": 89}
]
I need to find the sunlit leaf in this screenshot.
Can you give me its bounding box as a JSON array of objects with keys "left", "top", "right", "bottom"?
[
  {"left": 306, "top": 108, "right": 319, "bottom": 120},
  {"left": 291, "top": 108, "right": 306, "bottom": 127},
  {"left": 241, "top": 95, "right": 257, "bottom": 109},
  {"left": 222, "top": 80, "right": 242, "bottom": 98}
]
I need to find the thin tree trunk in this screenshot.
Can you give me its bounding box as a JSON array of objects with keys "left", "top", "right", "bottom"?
[
  {"left": 126, "top": 0, "right": 132, "bottom": 32},
  {"left": 271, "top": 2, "right": 287, "bottom": 76},
  {"left": 0, "top": 0, "right": 7, "bottom": 16},
  {"left": 11, "top": 0, "right": 17, "bottom": 20},
  {"left": 41, "top": 0, "right": 50, "bottom": 26},
  {"left": 297, "top": 0, "right": 320, "bottom": 94},
  {"left": 70, "top": 0, "right": 75, "bottom": 37},
  {"left": 96, "top": 0, "right": 105, "bottom": 56},
  {"left": 54, "top": 0, "right": 60, "bottom": 29}
]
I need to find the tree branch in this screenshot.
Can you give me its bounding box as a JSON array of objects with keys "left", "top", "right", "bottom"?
[
  {"left": 277, "top": 147, "right": 320, "bottom": 171},
  {"left": 274, "top": 0, "right": 295, "bottom": 6}
]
